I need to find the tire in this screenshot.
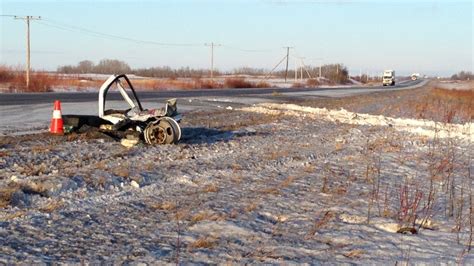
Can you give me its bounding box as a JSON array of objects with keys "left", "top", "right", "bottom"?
[{"left": 144, "top": 119, "right": 177, "bottom": 145}]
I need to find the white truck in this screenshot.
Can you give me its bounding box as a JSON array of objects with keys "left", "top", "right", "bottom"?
[
  {"left": 411, "top": 73, "right": 420, "bottom": 81},
  {"left": 382, "top": 70, "right": 395, "bottom": 86}
]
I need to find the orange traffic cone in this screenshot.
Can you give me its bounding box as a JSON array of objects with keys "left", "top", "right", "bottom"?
[{"left": 49, "top": 100, "right": 64, "bottom": 135}]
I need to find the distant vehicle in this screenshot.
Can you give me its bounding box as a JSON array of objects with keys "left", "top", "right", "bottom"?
[
  {"left": 382, "top": 70, "right": 395, "bottom": 86},
  {"left": 411, "top": 73, "right": 420, "bottom": 81}
]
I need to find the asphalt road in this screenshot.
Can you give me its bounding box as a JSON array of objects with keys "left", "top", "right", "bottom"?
[{"left": 0, "top": 79, "right": 425, "bottom": 106}]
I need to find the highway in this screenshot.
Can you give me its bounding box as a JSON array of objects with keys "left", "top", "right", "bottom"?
[{"left": 0, "top": 79, "right": 425, "bottom": 106}]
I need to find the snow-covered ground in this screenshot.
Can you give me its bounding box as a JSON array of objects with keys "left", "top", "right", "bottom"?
[
  {"left": 1, "top": 93, "right": 473, "bottom": 263},
  {"left": 241, "top": 103, "right": 474, "bottom": 141},
  {"left": 437, "top": 80, "right": 474, "bottom": 91}
]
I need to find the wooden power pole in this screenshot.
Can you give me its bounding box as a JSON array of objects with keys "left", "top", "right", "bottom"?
[
  {"left": 15, "top": 15, "right": 41, "bottom": 88},
  {"left": 283, "top": 46, "right": 293, "bottom": 82},
  {"left": 204, "top": 42, "right": 221, "bottom": 82}
]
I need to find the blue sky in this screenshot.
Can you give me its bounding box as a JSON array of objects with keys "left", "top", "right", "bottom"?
[{"left": 1, "top": 0, "right": 472, "bottom": 76}]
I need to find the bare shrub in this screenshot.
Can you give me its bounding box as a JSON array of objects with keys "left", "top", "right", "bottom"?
[
  {"left": 224, "top": 78, "right": 254, "bottom": 88},
  {"left": 255, "top": 81, "right": 271, "bottom": 88},
  {"left": 196, "top": 79, "right": 222, "bottom": 89},
  {"left": 291, "top": 82, "right": 304, "bottom": 88},
  {"left": 0, "top": 65, "right": 17, "bottom": 82},
  {"left": 306, "top": 78, "right": 319, "bottom": 87},
  {"left": 398, "top": 180, "right": 423, "bottom": 226}
]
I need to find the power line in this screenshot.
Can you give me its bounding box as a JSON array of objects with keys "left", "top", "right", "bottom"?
[
  {"left": 263, "top": 54, "right": 288, "bottom": 80},
  {"left": 5, "top": 15, "right": 310, "bottom": 76},
  {"left": 38, "top": 18, "right": 203, "bottom": 47},
  {"left": 38, "top": 18, "right": 279, "bottom": 53},
  {"left": 220, "top": 44, "right": 272, "bottom": 53}
]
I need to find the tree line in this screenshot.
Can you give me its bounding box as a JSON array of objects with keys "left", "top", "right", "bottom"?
[
  {"left": 451, "top": 71, "right": 473, "bottom": 80},
  {"left": 57, "top": 59, "right": 350, "bottom": 83}
]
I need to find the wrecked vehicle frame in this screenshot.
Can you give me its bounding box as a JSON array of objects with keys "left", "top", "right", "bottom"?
[{"left": 63, "top": 74, "right": 182, "bottom": 145}]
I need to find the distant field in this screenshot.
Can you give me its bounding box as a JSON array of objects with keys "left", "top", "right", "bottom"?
[{"left": 299, "top": 80, "right": 473, "bottom": 124}]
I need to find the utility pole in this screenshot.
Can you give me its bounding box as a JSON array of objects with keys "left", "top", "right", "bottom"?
[
  {"left": 294, "top": 59, "right": 297, "bottom": 82},
  {"left": 319, "top": 59, "right": 322, "bottom": 78},
  {"left": 14, "top": 16, "right": 41, "bottom": 88},
  {"left": 204, "top": 42, "right": 221, "bottom": 82},
  {"left": 283, "top": 46, "right": 293, "bottom": 82},
  {"left": 299, "top": 58, "right": 304, "bottom": 81},
  {"left": 300, "top": 60, "right": 303, "bottom": 82}
]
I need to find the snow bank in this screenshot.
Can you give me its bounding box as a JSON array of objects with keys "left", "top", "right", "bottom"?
[{"left": 240, "top": 103, "right": 474, "bottom": 141}]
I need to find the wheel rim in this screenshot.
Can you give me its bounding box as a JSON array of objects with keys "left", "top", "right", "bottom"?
[
  {"left": 144, "top": 119, "right": 176, "bottom": 144},
  {"left": 163, "top": 117, "right": 181, "bottom": 142}
]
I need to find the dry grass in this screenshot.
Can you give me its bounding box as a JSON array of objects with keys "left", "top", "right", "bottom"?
[
  {"left": 132, "top": 78, "right": 197, "bottom": 90},
  {"left": 190, "top": 210, "right": 224, "bottom": 224},
  {"left": 344, "top": 249, "right": 364, "bottom": 259},
  {"left": 0, "top": 65, "right": 273, "bottom": 92},
  {"left": 307, "top": 211, "right": 335, "bottom": 238},
  {"left": 424, "top": 87, "right": 474, "bottom": 122},
  {"left": 306, "top": 79, "right": 320, "bottom": 87},
  {"left": 188, "top": 236, "right": 217, "bottom": 250},
  {"left": 266, "top": 150, "right": 290, "bottom": 161},
  {"left": 0, "top": 65, "right": 102, "bottom": 92},
  {"left": 31, "top": 145, "right": 54, "bottom": 153},
  {"left": 112, "top": 166, "right": 129, "bottom": 178},
  {"left": 279, "top": 175, "right": 297, "bottom": 188},
  {"left": 225, "top": 77, "right": 269, "bottom": 88},
  {"left": 39, "top": 199, "right": 63, "bottom": 213},
  {"left": 94, "top": 161, "right": 108, "bottom": 171},
  {"left": 300, "top": 80, "right": 473, "bottom": 123},
  {"left": 149, "top": 201, "right": 177, "bottom": 211},
  {"left": 224, "top": 78, "right": 254, "bottom": 88},
  {"left": 223, "top": 78, "right": 271, "bottom": 89},
  {"left": 1, "top": 210, "right": 27, "bottom": 221},
  {"left": 303, "top": 165, "right": 316, "bottom": 173},
  {"left": 245, "top": 202, "right": 259, "bottom": 213},
  {"left": 291, "top": 82, "right": 304, "bottom": 88},
  {"left": 256, "top": 81, "right": 272, "bottom": 88},
  {"left": 202, "top": 183, "right": 219, "bottom": 193},
  {"left": 0, "top": 185, "right": 21, "bottom": 208},
  {"left": 260, "top": 187, "right": 280, "bottom": 195},
  {"left": 261, "top": 175, "right": 298, "bottom": 195}
]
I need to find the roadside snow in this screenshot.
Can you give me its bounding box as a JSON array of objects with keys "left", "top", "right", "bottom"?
[{"left": 240, "top": 103, "right": 474, "bottom": 141}]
